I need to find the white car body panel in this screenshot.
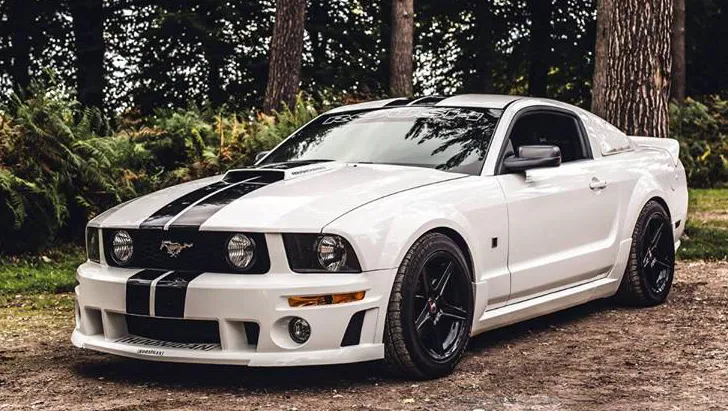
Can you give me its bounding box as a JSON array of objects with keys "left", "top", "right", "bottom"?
[
  {"left": 73, "top": 95, "right": 688, "bottom": 367},
  {"left": 199, "top": 163, "right": 463, "bottom": 235}
]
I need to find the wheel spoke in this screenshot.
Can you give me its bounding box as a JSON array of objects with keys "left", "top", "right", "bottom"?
[
  {"left": 434, "top": 261, "right": 453, "bottom": 298},
  {"left": 642, "top": 253, "right": 652, "bottom": 269},
  {"left": 415, "top": 306, "right": 432, "bottom": 337},
  {"left": 654, "top": 258, "right": 672, "bottom": 269},
  {"left": 649, "top": 222, "right": 664, "bottom": 249},
  {"left": 441, "top": 304, "right": 468, "bottom": 321}
]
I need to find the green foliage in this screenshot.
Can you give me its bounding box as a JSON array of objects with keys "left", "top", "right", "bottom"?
[
  {"left": 0, "top": 82, "right": 321, "bottom": 254},
  {"left": 670, "top": 97, "right": 728, "bottom": 188},
  {"left": 0, "top": 246, "right": 84, "bottom": 295}
]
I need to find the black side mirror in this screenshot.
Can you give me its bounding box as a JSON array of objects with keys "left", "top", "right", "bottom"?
[
  {"left": 503, "top": 145, "right": 562, "bottom": 173},
  {"left": 254, "top": 151, "right": 270, "bottom": 164}
]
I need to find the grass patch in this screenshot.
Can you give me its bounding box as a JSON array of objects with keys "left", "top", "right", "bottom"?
[
  {"left": 688, "top": 188, "right": 728, "bottom": 214},
  {"left": 678, "top": 219, "right": 728, "bottom": 260},
  {"left": 0, "top": 246, "right": 84, "bottom": 296},
  {"left": 679, "top": 188, "right": 728, "bottom": 261}
]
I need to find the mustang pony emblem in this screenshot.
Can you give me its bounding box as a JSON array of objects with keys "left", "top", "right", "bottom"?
[{"left": 160, "top": 241, "right": 193, "bottom": 258}]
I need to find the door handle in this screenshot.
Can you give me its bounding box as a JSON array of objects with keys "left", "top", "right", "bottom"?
[{"left": 589, "top": 177, "right": 608, "bottom": 190}]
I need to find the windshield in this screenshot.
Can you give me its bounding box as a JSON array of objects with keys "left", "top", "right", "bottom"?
[{"left": 260, "top": 106, "right": 502, "bottom": 175}]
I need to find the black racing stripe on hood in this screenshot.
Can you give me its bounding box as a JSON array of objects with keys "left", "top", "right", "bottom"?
[
  {"left": 140, "top": 180, "right": 231, "bottom": 229},
  {"left": 154, "top": 271, "right": 204, "bottom": 318},
  {"left": 126, "top": 269, "right": 169, "bottom": 315},
  {"left": 167, "top": 182, "right": 269, "bottom": 229}
]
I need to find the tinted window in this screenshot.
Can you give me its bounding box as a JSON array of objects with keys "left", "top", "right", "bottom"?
[
  {"left": 261, "top": 107, "right": 502, "bottom": 175},
  {"left": 508, "top": 112, "right": 588, "bottom": 163}
]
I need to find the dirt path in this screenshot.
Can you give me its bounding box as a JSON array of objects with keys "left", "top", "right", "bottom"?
[{"left": 1, "top": 261, "right": 727, "bottom": 411}]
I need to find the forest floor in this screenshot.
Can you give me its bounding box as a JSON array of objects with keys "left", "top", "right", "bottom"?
[{"left": 1, "top": 260, "right": 727, "bottom": 411}]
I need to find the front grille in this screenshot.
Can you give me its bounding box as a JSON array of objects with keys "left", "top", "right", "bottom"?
[
  {"left": 103, "top": 229, "right": 269, "bottom": 274},
  {"left": 125, "top": 314, "right": 220, "bottom": 344}
]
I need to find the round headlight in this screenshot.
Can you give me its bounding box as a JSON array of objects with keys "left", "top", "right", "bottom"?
[
  {"left": 227, "top": 234, "right": 256, "bottom": 270},
  {"left": 316, "top": 235, "right": 348, "bottom": 272},
  {"left": 111, "top": 230, "right": 134, "bottom": 265}
]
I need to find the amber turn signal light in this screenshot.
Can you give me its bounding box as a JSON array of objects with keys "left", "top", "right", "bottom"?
[{"left": 288, "top": 291, "right": 366, "bottom": 307}]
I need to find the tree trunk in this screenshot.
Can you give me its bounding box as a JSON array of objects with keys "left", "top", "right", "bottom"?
[
  {"left": 69, "top": 0, "right": 105, "bottom": 109},
  {"left": 467, "top": 0, "right": 494, "bottom": 93},
  {"left": 671, "top": 0, "right": 686, "bottom": 103},
  {"left": 378, "top": 0, "right": 392, "bottom": 93},
  {"left": 7, "top": 0, "right": 32, "bottom": 92},
  {"left": 527, "top": 0, "right": 552, "bottom": 97},
  {"left": 200, "top": 3, "right": 226, "bottom": 107},
  {"left": 263, "top": 0, "right": 306, "bottom": 113},
  {"left": 591, "top": 0, "right": 673, "bottom": 138},
  {"left": 592, "top": 0, "right": 612, "bottom": 116},
  {"left": 390, "top": 0, "right": 414, "bottom": 97}
]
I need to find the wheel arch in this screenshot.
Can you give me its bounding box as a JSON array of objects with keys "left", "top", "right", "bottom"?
[
  {"left": 426, "top": 227, "right": 475, "bottom": 282},
  {"left": 647, "top": 195, "right": 671, "bottom": 220}
]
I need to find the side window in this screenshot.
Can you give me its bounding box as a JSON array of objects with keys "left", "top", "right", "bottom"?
[{"left": 508, "top": 112, "right": 588, "bottom": 163}]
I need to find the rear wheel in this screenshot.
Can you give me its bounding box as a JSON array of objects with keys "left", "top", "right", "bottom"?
[
  {"left": 383, "top": 232, "right": 474, "bottom": 379},
  {"left": 616, "top": 201, "right": 675, "bottom": 306}
]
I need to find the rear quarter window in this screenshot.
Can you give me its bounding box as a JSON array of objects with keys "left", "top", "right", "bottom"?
[{"left": 585, "top": 114, "right": 633, "bottom": 155}]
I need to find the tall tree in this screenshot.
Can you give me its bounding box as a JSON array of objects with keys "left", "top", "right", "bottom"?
[
  {"left": 263, "top": 0, "right": 306, "bottom": 113},
  {"left": 390, "top": 0, "right": 413, "bottom": 97},
  {"left": 6, "top": 0, "right": 33, "bottom": 91},
  {"left": 198, "top": 1, "right": 229, "bottom": 107},
  {"left": 378, "top": 0, "right": 392, "bottom": 92},
  {"left": 464, "top": 0, "right": 496, "bottom": 93},
  {"left": 591, "top": 0, "right": 672, "bottom": 137},
  {"left": 527, "top": 0, "right": 552, "bottom": 97},
  {"left": 671, "top": 0, "right": 686, "bottom": 103},
  {"left": 69, "top": 0, "right": 105, "bottom": 108}
]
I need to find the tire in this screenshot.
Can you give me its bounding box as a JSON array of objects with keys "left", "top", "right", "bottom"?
[
  {"left": 616, "top": 200, "right": 675, "bottom": 306},
  {"left": 383, "top": 232, "right": 474, "bottom": 379}
]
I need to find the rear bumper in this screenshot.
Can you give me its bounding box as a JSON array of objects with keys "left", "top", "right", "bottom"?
[{"left": 72, "top": 262, "right": 395, "bottom": 366}]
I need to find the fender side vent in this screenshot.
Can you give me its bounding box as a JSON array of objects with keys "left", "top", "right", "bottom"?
[{"left": 341, "top": 310, "right": 366, "bottom": 347}]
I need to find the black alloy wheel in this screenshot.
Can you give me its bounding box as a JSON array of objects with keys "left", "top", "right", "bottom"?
[
  {"left": 412, "top": 253, "right": 470, "bottom": 361},
  {"left": 640, "top": 213, "right": 674, "bottom": 295},
  {"left": 384, "top": 232, "right": 474, "bottom": 379},
  {"left": 617, "top": 200, "right": 675, "bottom": 306}
]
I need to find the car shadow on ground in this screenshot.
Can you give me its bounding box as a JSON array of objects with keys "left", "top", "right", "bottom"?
[{"left": 71, "top": 299, "right": 615, "bottom": 390}]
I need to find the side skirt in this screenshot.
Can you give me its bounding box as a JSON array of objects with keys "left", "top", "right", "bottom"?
[{"left": 470, "top": 277, "right": 619, "bottom": 336}]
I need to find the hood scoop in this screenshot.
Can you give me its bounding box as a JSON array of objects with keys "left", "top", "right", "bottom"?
[{"left": 224, "top": 161, "right": 343, "bottom": 183}]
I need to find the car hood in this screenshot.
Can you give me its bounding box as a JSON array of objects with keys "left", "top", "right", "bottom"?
[{"left": 92, "top": 162, "right": 465, "bottom": 232}]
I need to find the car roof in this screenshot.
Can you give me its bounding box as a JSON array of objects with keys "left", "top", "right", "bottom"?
[{"left": 326, "top": 94, "right": 523, "bottom": 114}]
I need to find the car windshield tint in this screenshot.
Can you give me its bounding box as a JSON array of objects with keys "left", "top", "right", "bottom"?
[{"left": 261, "top": 106, "right": 502, "bottom": 175}]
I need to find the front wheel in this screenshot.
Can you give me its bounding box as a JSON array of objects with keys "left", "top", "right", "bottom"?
[
  {"left": 616, "top": 200, "right": 675, "bottom": 306},
  {"left": 383, "top": 232, "right": 474, "bottom": 379}
]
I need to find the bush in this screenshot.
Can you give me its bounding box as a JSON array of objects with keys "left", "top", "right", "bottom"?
[
  {"left": 0, "top": 81, "right": 322, "bottom": 254},
  {"left": 670, "top": 96, "right": 728, "bottom": 188}
]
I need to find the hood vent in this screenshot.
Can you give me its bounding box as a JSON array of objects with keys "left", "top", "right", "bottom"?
[
  {"left": 224, "top": 161, "right": 343, "bottom": 183},
  {"left": 223, "top": 169, "right": 285, "bottom": 183}
]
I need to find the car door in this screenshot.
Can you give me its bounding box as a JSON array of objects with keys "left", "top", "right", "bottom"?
[{"left": 495, "top": 108, "right": 622, "bottom": 304}]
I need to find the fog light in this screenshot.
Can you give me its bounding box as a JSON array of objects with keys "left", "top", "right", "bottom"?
[{"left": 288, "top": 317, "right": 311, "bottom": 344}]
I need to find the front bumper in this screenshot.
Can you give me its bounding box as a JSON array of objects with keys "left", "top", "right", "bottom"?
[{"left": 72, "top": 262, "right": 395, "bottom": 366}]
